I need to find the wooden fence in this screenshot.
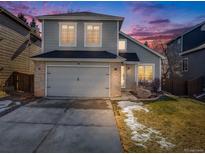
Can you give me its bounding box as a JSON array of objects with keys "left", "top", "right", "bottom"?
[
  {"left": 5, "top": 72, "right": 34, "bottom": 93},
  {"left": 162, "top": 76, "right": 204, "bottom": 96}
]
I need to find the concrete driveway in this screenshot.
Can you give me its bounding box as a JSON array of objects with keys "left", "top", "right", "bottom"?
[{"left": 0, "top": 99, "right": 122, "bottom": 153}]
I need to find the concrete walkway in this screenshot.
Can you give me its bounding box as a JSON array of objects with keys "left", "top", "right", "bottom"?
[{"left": 0, "top": 99, "right": 122, "bottom": 153}]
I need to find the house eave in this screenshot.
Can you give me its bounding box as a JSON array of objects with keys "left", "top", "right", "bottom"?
[
  {"left": 124, "top": 61, "right": 139, "bottom": 64},
  {"left": 37, "top": 16, "right": 124, "bottom": 21},
  {"left": 31, "top": 57, "right": 125, "bottom": 62}
]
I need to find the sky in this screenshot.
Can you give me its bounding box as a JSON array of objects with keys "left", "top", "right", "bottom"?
[{"left": 1, "top": 1, "right": 205, "bottom": 48}]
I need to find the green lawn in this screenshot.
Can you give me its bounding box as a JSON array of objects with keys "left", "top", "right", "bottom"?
[{"left": 112, "top": 96, "right": 205, "bottom": 152}]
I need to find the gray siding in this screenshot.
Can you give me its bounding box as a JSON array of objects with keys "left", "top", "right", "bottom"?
[
  {"left": 119, "top": 34, "right": 161, "bottom": 79},
  {"left": 43, "top": 20, "right": 118, "bottom": 55},
  {"left": 182, "top": 49, "right": 205, "bottom": 87},
  {"left": 183, "top": 24, "right": 205, "bottom": 51}
]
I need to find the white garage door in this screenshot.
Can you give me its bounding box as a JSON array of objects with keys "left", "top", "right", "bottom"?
[{"left": 46, "top": 65, "right": 110, "bottom": 97}]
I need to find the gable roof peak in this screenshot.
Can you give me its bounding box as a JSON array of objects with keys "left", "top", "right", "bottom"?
[
  {"left": 37, "top": 11, "right": 124, "bottom": 21},
  {"left": 120, "top": 31, "right": 165, "bottom": 59}
]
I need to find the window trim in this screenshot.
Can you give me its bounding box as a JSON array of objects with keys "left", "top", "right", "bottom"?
[
  {"left": 118, "top": 39, "right": 127, "bottom": 51},
  {"left": 84, "top": 22, "right": 102, "bottom": 47},
  {"left": 182, "top": 57, "right": 188, "bottom": 72},
  {"left": 136, "top": 63, "right": 155, "bottom": 83},
  {"left": 59, "top": 22, "right": 77, "bottom": 47}
]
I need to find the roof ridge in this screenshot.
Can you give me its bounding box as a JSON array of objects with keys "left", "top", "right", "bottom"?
[{"left": 37, "top": 11, "right": 124, "bottom": 20}]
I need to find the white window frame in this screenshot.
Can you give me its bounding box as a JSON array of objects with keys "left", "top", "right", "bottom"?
[
  {"left": 59, "top": 22, "right": 77, "bottom": 47},
  {"left": 136, "top": 63, "right": 155, "bottom": 83},
  {"left": 182, "top": 58, "right": 188, "bottom": 72},
  {"left": 118, "top": 39, "right": 127, "bottom": 51},
  {"left": 84, "top": 23, "right": 102, "bottom": 47}
]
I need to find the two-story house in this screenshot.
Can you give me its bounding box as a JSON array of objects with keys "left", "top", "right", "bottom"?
[
  {"left": 167, "top": 21, "right": 205, "bottom": 92},
  {"left": 32, "top": 12, "right": 164, "bottom": 98}
]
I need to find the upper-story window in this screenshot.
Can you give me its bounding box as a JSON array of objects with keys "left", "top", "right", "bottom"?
[
  {"left": 118, "top": 39, "right": 127, "bottom": 51},
  {"left": 84, "top": 23, "right": 102, "bottom": 47},
  {"left": 59, "top": 22, "right": 77, "bottom": 47},
  {"left": 182, "top": 58, "right": 188, "bottom": 72}
]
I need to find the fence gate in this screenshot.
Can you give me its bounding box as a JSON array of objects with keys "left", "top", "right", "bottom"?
[{"left": 5, "top": 72, "right": 34, "bottom": 93}]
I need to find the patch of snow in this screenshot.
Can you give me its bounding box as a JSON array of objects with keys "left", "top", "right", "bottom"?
[
  {"left": 118, "top": 101, "right": 175, "bottom": 149},
  {"left": 0, "top": 100, "right": 13, "bottom": 108},
  {"left": 0, "top": 107, "right": 9, "bottom": 113},
  {"left": 15, "top": 102, "right": 21, "bottom": 105}
]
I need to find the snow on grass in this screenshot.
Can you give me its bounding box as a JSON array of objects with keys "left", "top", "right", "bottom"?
[
  {"left": 118, "top": 101, "right": 175, "bottom": 149},
  {"left": 0, "top": 100, "right": 21, "bottom": 113}
]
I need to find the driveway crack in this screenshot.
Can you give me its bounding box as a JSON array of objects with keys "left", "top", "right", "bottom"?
[{"left": 32, "top": 109, "right": 68, "bottom": 153}]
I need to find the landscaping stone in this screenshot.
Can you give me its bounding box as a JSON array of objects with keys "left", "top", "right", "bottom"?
[{"left": 136, "top": 87, "right": 152, "bottom": 98}]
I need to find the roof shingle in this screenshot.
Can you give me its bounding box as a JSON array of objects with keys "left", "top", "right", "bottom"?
[
  {"left": 119, "top": 53, "right": 139, "bottom": 62},
  {"left": 32, "top": 50, "right": 117, "bottom": 59}
]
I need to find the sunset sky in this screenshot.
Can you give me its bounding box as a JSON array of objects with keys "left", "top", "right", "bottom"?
[{"left": 1, "top": 1, "right": 205, "bottom": 46}]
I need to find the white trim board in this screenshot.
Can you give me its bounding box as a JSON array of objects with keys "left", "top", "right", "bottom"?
[{"left": 120, "top": 31, "right": 165, "bottom": 59}]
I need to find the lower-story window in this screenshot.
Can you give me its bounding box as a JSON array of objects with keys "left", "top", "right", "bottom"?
[{"left": 138, "top": 64, "right": 154, "bottom": 82}]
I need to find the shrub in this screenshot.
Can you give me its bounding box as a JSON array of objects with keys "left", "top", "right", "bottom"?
[{"left": 151, "top": 78, "right": 160, "bottom": 92}]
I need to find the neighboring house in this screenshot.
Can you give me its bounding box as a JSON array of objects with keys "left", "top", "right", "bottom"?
[
  {"left": 0, "top": 7, "right": 41, "bottom": 91},
  {"left": 32, "top": 12, "right": 164, "bottom": 98},
  {"left": 167, "top": 21, "right": 205, "bottom": 90}
]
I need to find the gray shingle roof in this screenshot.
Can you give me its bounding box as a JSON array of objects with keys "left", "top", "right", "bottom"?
[
  {"left": 37, "top": 11, "right": 124, "bottom": 21},
  {"left": 32, "top": 50, "right": 117, "bottom": 59},
  {"left": 119, "top": 53, "right": 139, "bottom": 62}
]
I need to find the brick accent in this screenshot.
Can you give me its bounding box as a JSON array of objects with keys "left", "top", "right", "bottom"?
[
  {"left": 34, "top": 61, "right": 45, "bottom": 97},
  {"left": 110, "top": 63, "right": 121, "bottom": 97}
]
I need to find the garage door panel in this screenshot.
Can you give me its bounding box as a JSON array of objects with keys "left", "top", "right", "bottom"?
[{"left": 47, "top": 66, "right": 109, "bottom": 97}]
